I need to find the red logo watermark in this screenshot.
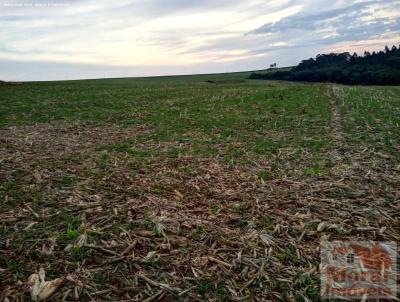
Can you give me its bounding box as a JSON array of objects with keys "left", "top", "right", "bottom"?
[{"left": 321, "top": 241, "right": 397, "bottom": 299}]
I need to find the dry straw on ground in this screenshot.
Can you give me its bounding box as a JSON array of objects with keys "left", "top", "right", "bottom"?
[{"left": 0, "top": 87, "right": 399, "bottom": 301}]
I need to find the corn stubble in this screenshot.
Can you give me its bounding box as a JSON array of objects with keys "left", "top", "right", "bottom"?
[{"left": 0, "top": 80, "right": 399, "bottom": 301}]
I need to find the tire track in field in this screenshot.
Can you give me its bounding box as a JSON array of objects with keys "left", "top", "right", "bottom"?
[{"left": 327, "top": 85, "right": 345, "bottom": 162}]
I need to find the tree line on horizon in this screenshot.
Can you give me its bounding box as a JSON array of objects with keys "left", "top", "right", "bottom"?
[{"left": 249, "top": 45, "right": 400, "bottom": 85}]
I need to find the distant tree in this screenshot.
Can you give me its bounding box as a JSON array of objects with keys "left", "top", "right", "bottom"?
[{"left": 350, "top": 52, "right": 358, "bottom": 64}]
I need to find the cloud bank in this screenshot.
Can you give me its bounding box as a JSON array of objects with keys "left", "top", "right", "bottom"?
[{"left": 0, "top": 0, "right": 399, "bottom": 80}]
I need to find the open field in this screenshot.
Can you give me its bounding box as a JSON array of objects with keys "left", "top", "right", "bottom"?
[{"left": 0, "top": 74, "right": 399, "bottom": 301}]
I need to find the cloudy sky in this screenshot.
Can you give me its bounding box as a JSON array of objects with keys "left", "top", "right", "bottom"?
[{"left": 1, "top": 0, "right": 399, "bottom": 80}]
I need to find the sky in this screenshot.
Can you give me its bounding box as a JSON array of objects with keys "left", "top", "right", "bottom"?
[{"left": 0, "top": 0, "right": 399, "bottom": 81}]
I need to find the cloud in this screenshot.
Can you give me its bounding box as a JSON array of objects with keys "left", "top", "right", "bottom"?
[
  {"left": 248, "top": 0, "right": 400, "bottom": 46},
  {"left": 0, "top": 0, "right": 399, "bottom": 80},
  {"left": 250, "top": 1, "right": 373, "bottom": 34}
]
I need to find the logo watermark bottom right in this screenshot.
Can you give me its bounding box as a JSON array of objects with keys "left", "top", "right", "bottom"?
[{"left": 321, "top": 241, "right": 397, "bottom": 299}]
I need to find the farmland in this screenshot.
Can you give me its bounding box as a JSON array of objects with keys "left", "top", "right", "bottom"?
[{"left": 0, "top": 73, "right": 399, "bottom": 301}]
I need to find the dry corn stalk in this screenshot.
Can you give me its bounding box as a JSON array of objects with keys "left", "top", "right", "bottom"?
[{"left": 26, "top": 268, "right": 64, "bottom": 301}]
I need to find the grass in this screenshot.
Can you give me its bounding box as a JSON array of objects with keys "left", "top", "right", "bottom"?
[
  {"left": 0, "top": 73, "right": 399, "bottom": 301},
  {"left": 333, "top": 85, "right": 400, "bottom": 158},
  {"left": 1, "top": 74, "right": 332, "bottom": 173}
]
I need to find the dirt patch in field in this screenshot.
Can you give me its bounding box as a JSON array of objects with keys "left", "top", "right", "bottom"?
[
  {"left": 205, "top": 80, "right": 246, "bottom": 84},
  {"left": 0, "top": 123, "right": 150, "bottom": 153},
  {"left": 0, "top": 123, "right": 149, "bottom": 177}
]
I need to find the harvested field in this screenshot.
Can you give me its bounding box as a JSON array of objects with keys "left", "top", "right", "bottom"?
[{"left": 0, "top": 76, "right": 399, "bottom": 301}]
